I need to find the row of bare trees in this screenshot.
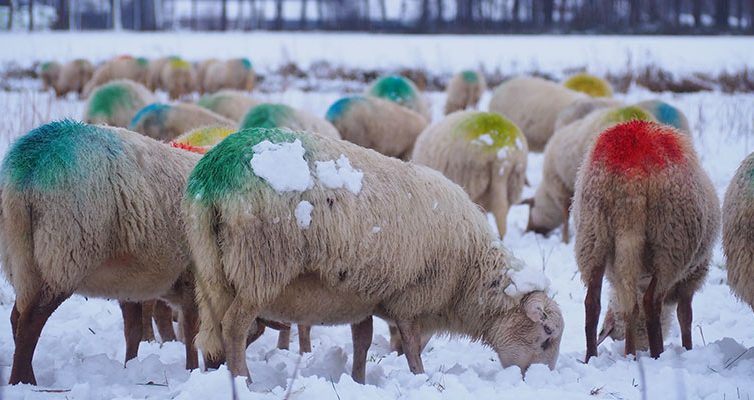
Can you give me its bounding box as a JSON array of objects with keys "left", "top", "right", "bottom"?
[{"left": 4, "top": 0, "right": 753, "bottom": 33}]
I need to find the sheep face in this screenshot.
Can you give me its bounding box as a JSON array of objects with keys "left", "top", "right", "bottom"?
[
  {"left": 524, "top": 193, "right": 562, "bottom": 236},
  {"left": 484, "top": 291, "right": 564, "bottom": 371}
]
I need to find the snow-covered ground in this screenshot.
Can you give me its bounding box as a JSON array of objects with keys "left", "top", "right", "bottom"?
[
  {"left": 1, "top": 34, "right": 754, "bottom": 400},
  {"left": 2, "top": 32, "right": 754, "bottom": 77}
]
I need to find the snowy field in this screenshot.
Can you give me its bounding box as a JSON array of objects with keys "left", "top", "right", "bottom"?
[{"left": 1, "top": 34, "right": 754, "bottom": 400}]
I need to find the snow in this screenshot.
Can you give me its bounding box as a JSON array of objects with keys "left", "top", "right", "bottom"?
[
  {"left": 294, "top": 200, "right": 314, "bottom": 229},
  {"left": 474, "top": 133, "right": 495, "bottom": 145},
  {"left": 502, "top": 248, "right": 551, "bottom": 298},
  {"left": 315, "top": 154, "right": 364, "bottom": 195},
  {"left": 251, "top": 139, "right": 313, "bottom": 193},
  {"left": 1, "top": 35, "right": 754, "bottom": 400}
]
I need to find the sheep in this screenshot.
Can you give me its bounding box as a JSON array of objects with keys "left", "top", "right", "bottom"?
[
  {"left": 53, "top": 59, "right": 94, "bottom": 97},
  {"left": 596, "top": 289, "right": 675, "bottom": 351},
  {"left": 197, "top": 90, "right": 259, "bottom": 121},
  {"left": 160, "top": 58, "right": 197, "bottom": 100},
  {"left": 129, "top": 102, "right": 235, "bottom": 142},
  {"left": 0, "top": 120, "right": 204, "bottom": 385},
  {"left": 366, "top": 75, "right": 431, "bottom": 120},
  {"left": 196, "top": 58, "right": 219, "bottom": 94},
  {"left": 562, "top": 73, "right": 614, "bottom": 98},
  {"left": 412, "top": 110, "right": 528, "bottom": 238},
  {"left": 141, "top": 299, "right": 178, "bottom": 343},
  {"left": 722, "top": 152, "right": 754, "bottom": 315},
  {"left": 325, "top": 95, "right": 429, "bottom": 160},
  {"left": 444, "top": 70, "right": 487, "bottom": 115},
  {"left": 241, "top": 103, "right": 341, "bottom": 139},
  {"left": 635, "top": 99, "right": 691, "bottom": 134},
  {"left": 84, "top": 79, "right": 158, "bottom": 128},
  {"left": 39, "top": 61, "right": 62, "bottom": 92},
  {"left": 574, "top": 120, "right": 719, "bottom": 361},
  {"left": 525, "top": 105, "right": 655, "bottom": 243},
  {"left": 170, "top": 125, "right": 237, "bottom": 154},
  {"left": 201, "top": 58, "right": 255, "bottom": 94},
  {"left": 554, "top": 97, "right": 624, "bottom": 131},
  {"left": 488, "top": 76, "right": 586, "bottom": 152},
  {"left": 182, "top": 126, "right": 564, "bottom": 383},
  {"left": 146, "top": 56, "right": 171, "bottom": 91},
  {"left": 83, "top": 55, "right": 149, "bottom": 97}
]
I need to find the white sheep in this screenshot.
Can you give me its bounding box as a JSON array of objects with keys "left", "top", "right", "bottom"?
[
  {"left": 444, "top": 70, "right": 487, "bottom": 115},
  {"left": 197, "top": 90, "right": 259, "bottom": 121},
  {"left": 722, "top": 152, "right": 754, "bottom": 315},
  {"left": 129, "top": 102, "right": 235, "bottom": 142},
  {"left": 240, "top": 103, "right": 341, "bottom": 139},
  {"left": 84, "top": 79, "right": 157, "bottom": 128}
]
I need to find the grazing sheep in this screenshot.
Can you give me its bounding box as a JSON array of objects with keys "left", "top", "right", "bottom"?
[
  {"left": 366, "top": 75, "right": 430, "bottom": 119},
  {"left": 83, "top": 55, "right": 149, "bottom": 97},
  {"left": 0, "top": 120, "right": 204, "bottom": 384},
  {"left": 146, "top": 56, "right": 171, "bottom": 91},
  {"left": 39, "top": 61, "right": 62, "bottom": 92},
  {"left": 562, "top": 73, "right": 614, "bottom": 98},
  {"left": 159, "top": 58, "right": 197, "bottom": 100},
  {"left": 526, "top": 106, "right": 655, "bottom": 243},
  {"left": 129, "top": 102, "right": 235, "bottom": 142},
  {"left": 722, "top": 152, "right": 754, "bottom": 315},
  {"left": 202, "top": 58, "right": 255, "bottom": 94},
  {"left": 197, "top": 90, "right": 259, "bottom": 121},
  {"left": 196, "top": 58, "right": 219, "bottom": 94},
  {"left": 597, "top": 289, "right": 675, "bottom": 351},
  {"left": 84, "top": 79, "right": 157, "bottom": 128},
  {"left": 444, "top": 70, "right": 487, "bottom": 115},
  {"left": 635, "top": 99, "right": 691, "bottom": 134},
  {"left": 183, "top": 127, "right": 564, "bottom": 383},
  {"left": 554, "top": 97, "right": 624, "bottom": 131},
  {"left": 241, "top": 103, "right": 341, "bottom": 139},
  {"left": 488, "top": 76, "right": 586, "bottom": 152},
  {"left": 325, "top": 95, "right": 428, "bottom": 160},
  {"left": 574, "top": 120, "right": 719, "bottom": 361},
  {"left": 54, "top": 59, "right": 94, "bottom": 97},
  {"left": 170, "top": 125, "right": 237, "bottom": 154},
  {"left": 412, "top": 111, "right": 528, "bottom": 238}
]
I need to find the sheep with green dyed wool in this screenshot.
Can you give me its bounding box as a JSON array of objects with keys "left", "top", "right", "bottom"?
[
  {"left": 366, "top": 75, "right": 430, "bottom": 120},
  {"left": 444, "top": 70, "right": 487, "bottom": 115},
  {"left": 241, "top": 103, "right": 340, "bottom": 139},
  {"left": 201, "top": 58, "right": 255, "bottom": 94},
  {"left": 84, "top": 79, "right": 157, "bottom": 128},
  {"left": 197, "top": 90, "right": 259, "bottom": 121}
]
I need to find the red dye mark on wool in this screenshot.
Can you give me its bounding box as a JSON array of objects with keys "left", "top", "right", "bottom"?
[
  {"left": 170, "top": 141, "right": 207, "bottom": 154},
  {"left": 591, "top": 120, "right": 685, "bottom": 177}
]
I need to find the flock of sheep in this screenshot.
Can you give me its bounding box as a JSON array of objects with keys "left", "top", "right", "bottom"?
[{"left": 2, "top": 53, "right": 753, "bottom": 388}]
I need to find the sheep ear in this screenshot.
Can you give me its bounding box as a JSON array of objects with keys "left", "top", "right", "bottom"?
[
  {"left": 597, "top": 309, "right": 615, "bottom": 345},
  {"left": 522, "top": 294, "right": 548, "bottom": 324},
  {"left": 519, "top": 197, "right": 535, "bottom": 208}
]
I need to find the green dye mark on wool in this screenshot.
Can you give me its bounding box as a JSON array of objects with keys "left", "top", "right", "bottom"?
[
  {"left": 461, "top": 71, "right": 479, "bottom": 83},
  {"left": 197, "top": 93, "right": 225, "bottom": 111},
  {"left": 240, "top": 103, "right": 294, "bottom": 130},
  {"left": 1, "top": 120, "right": 123, "bottom": 191},
  {"left": 459, "top": 112, "right": 521, "bottom": 151},
  {"left": 136, "top": 57, "right": 149, "bottom": 66},
  {"left": 606, "top": 106, "right": 655, "bottom": 125},
  {"left": 239, "top": 58, "right": 253, "bottom": 70},
  {"left": 563, "top": 73, "right": 613, "bottom": 98},
  {"left": 87, "top": 83, "right": 132, "bottom": 118},
  {"left": 186, "top": 127, "right": 306, "bottom": 205},
  {"left": 40, "top": 62, "right": 54, "bottom": 72},
  {"left": 368, "top": 75, "right": 417, "bottom": 105}
]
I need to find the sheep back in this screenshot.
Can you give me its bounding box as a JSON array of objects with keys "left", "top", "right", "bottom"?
[
  {"left": 84, "top": 79, "right": 157, "bottom": 128},
  {"left": 240, "top": 103, "right": 341, "bottom": 139}
]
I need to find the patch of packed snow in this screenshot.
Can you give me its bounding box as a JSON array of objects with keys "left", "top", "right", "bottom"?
[
  {"left": 295, "top": 200, "right": 314, "bottom": 229},
  {"left": 371, "top": 226, "right": 381, "bottom": 233},
  {"left": 474, "top": 133, "right": 495, "bottom": 145},
  {"left": 315, "top": 154, "right": 363, "bottom": 194},
  {"left": 251, "top": 139, "right": 313, "bottom": 193}
]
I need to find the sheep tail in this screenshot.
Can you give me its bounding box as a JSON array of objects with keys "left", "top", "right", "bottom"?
[{"left": 611, "top": 195, "right": 648, "bottom": 315}]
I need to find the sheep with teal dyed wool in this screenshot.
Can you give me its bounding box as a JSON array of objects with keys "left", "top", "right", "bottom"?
[
  {"left": 444, "top": 70, "right": 487, "bottom": 115},
  {"left": 38, "top": 61, "right": 62, "bottom": 92},
  {"left": 129, "top": 102, "right": 234, "bottom": 142},
  {"left": 241, "top": 103, "right": 340, "bottom": 139},
  {"left": 84, "top": 79, "right": 157, "bottom": 128},
  {"left": 366, "top": 75, "right": 430, "bottom": 120},
  {"left": 83, "top": 55, "right": 150, "bottom": 97},
  {"left": 182, "top": 126, "right": 563, "bottom": 384},
  {"left": 197, "top": 89, "right": 259, "bottom": 121},
  {"left": 201, "top": 58, "right": 255, "bottom": 94},
  {"left": 525, "top": 106, "right": 656, "bottom": 242},
  {"left": 412, "top": 111, "right": 527, "bottom": 238},
  {"left": 325, "top": 95, "right": 428, "bottom": 160},
  {"left": 635, "top": 99, "right": 691, "bottom": 134},
  {"left": 0, "top": 121, "right": 204, "bottom": 385}
]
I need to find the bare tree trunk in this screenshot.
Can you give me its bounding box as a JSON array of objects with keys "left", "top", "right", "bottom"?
[
  {"left": 435, "top": 0, "right": 444, "bottom": 27},
  {"left": 674, "top": 0, "right": 682, "bottom": 26},
  {"left": 379, "top": 0, "right": 387, "bottom": 22},
  {"left": 419, "top": 0, "right": 430, "bottom": 31},
  {"left": 716, "top": 0, "right": 730, "bottom": 29},
  {"left": 112, "top": 0, "right": 122, "bottom": 31},
  {"left": 543, "top": 0, "right": 554, "bottom": 27},
  {"left": 629, "top": 0, "right": 640, "bottom": 26},
  {"left": 559, "top": 0, "right": 568, "bottom": 25},
  {"left": 7, "top": 0, "right": 13, "bottom": 30},
  {"left": 69, "top": 0, "right": 75, "bottom": 30},
  {"left": 300, "top": 0, "right": 308, "bottom": 28},
  {"left": 274, "top": 0, "right": 283, "bottom": 29},
  {"left": 28, "top": 0, "right": 33, "bottom": 31},
  {"left": 692, "top": 0, "right": 702, "bottom": 27},
  {"left": 512, "top": 0, "right": 520, "bottom": 25},
  {"left": 220, "top": 0, "right": 228, "bottom": 30},
  {"left": 54, "top": 0, "right": 68, "bottom": 29}
]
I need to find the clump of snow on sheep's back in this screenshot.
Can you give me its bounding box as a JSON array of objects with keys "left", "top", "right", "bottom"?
[
  {"left": 315, "top": 155, "right": 364, "bottom": 194},
  {"left": 459, "top": 112, "right": 523, "bottom": 159},
  {"left": 295, "top": 200, "right": 314, "bottom": 229},
  {"left": 493, "top": 242, "right": 551, "bottom": 297},
  {"left": 251, "top": 139, "right": 313, "bottom": 192}
]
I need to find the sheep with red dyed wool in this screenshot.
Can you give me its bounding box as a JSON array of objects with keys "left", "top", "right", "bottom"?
[{"left": 574, "top": 120, "right": 719, "bottom": 361}]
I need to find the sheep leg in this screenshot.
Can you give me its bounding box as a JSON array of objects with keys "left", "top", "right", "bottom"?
[
  {"left": 643, "top": 276, "right": 665, "bottom": 358},
  {"left": 351, "top": 316, "right": 373, "bottom": 384},
  {"left": 120, "top": 301, "right": 143, "bottom": 365},
  {"left": 10, "top": 302, "right": 19, "bottom": 342},
  {"left": 154, "top": 300, "right": 177, "bottom": 342},
  {"left": 221, "top": 297, "right": 255, "bottom": 380},
  {"left": 623, "top": 305, "right": 639, "bottom": 357},
  {"left": 562, "top": 197, "right": 571, "bottom": 244},
  {"left": 298, "top": 324, "right": 312, "bottom": 353},
  {"left": 677, "top": 291, "right": 694, "bottom": 351},
  {"left": 180, "top": 305, "right": 200, "bottom": 370},
  {"left": 276, "top": 327, "right": 291, "bottom": 350},
  {"left": 395, "top": 320, "right": 425, "bottom": 374},
  {"left": 389, "top": 324, "right": 404, "bottom": 355},
  {"left": 141, "top": 300, "right": 156, "bottom": 342},
  {"left": 489, "top": 194, "right": 510, "bottom": 239},
  {"left": 246, "top": 320, "right": 266, "bottom": 347},
  {"left": 9, "top": 292, "right": 67, "bottom": 385},
  {"left": 584, "top": 261, "right": 607, "bottom": 362}
]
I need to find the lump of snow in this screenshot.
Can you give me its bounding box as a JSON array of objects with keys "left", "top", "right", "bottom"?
[
  {"left": 371, "top": 226, "right": 381, "bottom": 233},
  {"left": 474, "top": 134, "right": 495, "bottom": 145},
  {"left": 499, "top": 245, "right": 551, "bottom": 297},
  {"left": 251, "top": 139, "right": 313, "bottom": 193},
  {"left": 295, "top": 200, "right": 314, "bottom": 229},
  {"left": 315, "top": 154, "right": 363, "bottom": 194}
]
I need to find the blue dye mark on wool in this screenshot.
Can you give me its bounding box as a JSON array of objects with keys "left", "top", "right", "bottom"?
[
  {"left": 240, "top": 58, "right": 253, "bottom": 70},
  {"left": 653, "top": 102, "right": 682, "bottom": 130},
  {"left": 325, "top": 96, "right": 366, "bottom": 122},
  {"left": 129, "top": 103, "right": 170, "bottom": 129}
]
